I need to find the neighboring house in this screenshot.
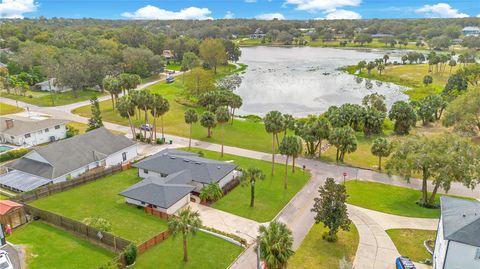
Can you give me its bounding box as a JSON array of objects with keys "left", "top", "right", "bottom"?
[
  {"left": 162, "top": 50, "right": 174, "bottom": 60},
  {"left": 120, "top": 149, "right": 238, "bottom": 214},
  {"left": 250, "top": 28, "right": 266, "bottom": 39},
  {"left": 371, "top": 33, "right": 394, "bottom": 38},
  {"left": 35, "top": 78, "right": 69, "bottom": 92},
  {"left": 452, "top": 38, "right": 464, "bottom": 45},
  {"left": 0, "top": 116, "right": 68, "bottom": 146},
  {"left": 433, "top": 197, "right": 480, "bottom": 269},
  {"left": 463, "top": 26, "right": 480, "bottom": 37},
  {"left": 0, "top": 127, "right": 137, "bottom": 193}
]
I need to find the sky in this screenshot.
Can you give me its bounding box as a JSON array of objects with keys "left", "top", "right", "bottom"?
[{"left": 1, "top": 0, "right": 480, "bottom": 20}]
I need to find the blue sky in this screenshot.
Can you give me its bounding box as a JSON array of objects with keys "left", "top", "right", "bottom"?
[{"left": 1, "top": 0, "right": 479, "bottom": 20}]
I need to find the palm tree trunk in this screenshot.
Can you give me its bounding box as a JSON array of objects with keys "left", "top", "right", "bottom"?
[
  {"left": 292, "top": 156, "right": 295, "bottom": 173},
  {"left": 421, "top": 168, "right": 428, "bottom": 205},
  {"left": 110, "top": 94, "right": 114, "bottom": 109},
  {"left": 318, "top": 140, "right": 322, "bottom": 157},
  {"left": 275, "top": 133, "right": 280, "bottom": 148},
  {"left": 378, "top": 156, "right": 382, "bottom": 171},
  {"left": 250, "top": 183, "right": 255, "bottom": 207},
  {"left": 231, "top": 108, "right": 235, "bottom": 125},
  {"left": 161, "top": 116, "right": 165, "bottom": 140},
  {"left": 284, "top": 155, "right": 289, "bottom": 190},
  {"left": 127, "top": 115, "right": 136, "bottom": 140},
  {"left": 221, "top": 124, "right": 224, "bottom": 157},
  {"left": 207, "top": 127, "right": 211, "bottom": 138},
  {"left": 271, "top": 133, "right": 275, "bottom": 175},
  {"left": 189, "top": 123, "right": 192, "bottom": 149},
  {"left": 152, "top": 112, "right": 157, "bottom": 141},
  {"left": 183, "top": 234, "right": 188, "bottom": 262}
]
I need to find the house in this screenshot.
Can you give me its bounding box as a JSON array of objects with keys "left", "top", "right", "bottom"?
[
  {"left": 371, "top": 33, "right": 394, "bottom": 38},
  {"left": 35, "top": 78, "right": 69, "bottom": 92},
  {"left": 120, "top": 149, "right": 238, "bottom": 214},
  {"left": 162, "top": 50, "right": 175, "bottom": 60},
  {"left": 452, "top": 38, "right": 464, "bottom": 45},
  {"left": 0, "top": 116, "right": 68, "bottom": 146},
  {"left": 463, "top": 26, "right": 480, "bottom": 37},
  {"left": 0, "top": 200, "right": 26, "bottom": 229},
  {"left": 250, "top": 28, "right": 266, "bottom": 39},
  {"left": 0, "top": 127, "right": 137, "bottom": 192},
  {"left": 433, "top": 197, "right": 480, "bottom": 269}
]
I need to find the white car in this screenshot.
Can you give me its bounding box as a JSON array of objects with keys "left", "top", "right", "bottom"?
[{"left": 0, "top": 251, "right": 13, "bottom": 269}]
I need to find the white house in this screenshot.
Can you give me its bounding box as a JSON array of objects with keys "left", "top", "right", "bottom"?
[
  {"left": 35, "top": 78, "right": 69, "bottom": 92},
  {"left": 0, "top": 116, "right": 68, "bottom": 146},
  {"left": 0, "top": 127, "right": 137, "bottom": 192},
  {"left": 463, "top": 26, "right": 480, "bottom": 37},
  {"left": 433, "top": 197, "right": 480, "bottom": 269},
  {"left": 120, "top": 149, "right": 238, "bottom": 214}
]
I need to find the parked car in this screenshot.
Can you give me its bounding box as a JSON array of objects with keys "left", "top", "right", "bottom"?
[
  {"left": 0, "top": 251, "right": 13, "bottom": 269},
  {"left": 396, "top": 256, "right": 415, "bottom": 269},
  {"left": 166, "top": 76, "right": 175, "bottom": 84},
  {"left": 140, "top": 124, "right": 153, "bottom": 131}
]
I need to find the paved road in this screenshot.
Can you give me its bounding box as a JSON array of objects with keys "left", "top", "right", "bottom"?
[{"left": 1, "top": 243, "right": 22, "bottom": 269}]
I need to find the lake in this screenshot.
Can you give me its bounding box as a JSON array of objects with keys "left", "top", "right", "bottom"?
[{"left": 234, "top": 46, "right": 409, "bottom": 117}]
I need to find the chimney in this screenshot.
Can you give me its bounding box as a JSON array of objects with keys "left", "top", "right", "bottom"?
[{"left": 5, "top": 119, "right": 14, "bottom": 129}]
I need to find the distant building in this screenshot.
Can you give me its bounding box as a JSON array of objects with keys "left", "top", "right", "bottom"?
[
  {"left": 250, "top": 28, "right": 266, "bottom": 39},
  {"left": 371, "top": 33, "right": 394, "bottom": 38},
  {"left": 1, "top": 127, "right": 137, "bottom": 192},
  {"left": 162, "top": 50, "right": 175, "bottom": 60},
  {"left": 433, "top": 197, "right": 480, "bottom": 269},
  {"left": 35, "top": 78, "right": 69, "bottom": 92},
  {"left": 0, "top": 115, "right": 68, "bottom": 146},
  {"left": 452, "top": 38, "right": 464, "bottom": 44},
  {"left": 463, "top": 26, "right": 480, "bottom": 37}
]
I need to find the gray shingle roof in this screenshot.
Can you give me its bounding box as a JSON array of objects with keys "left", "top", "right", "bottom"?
[
  {"left": 133, "top": 149, "right": 236, "bottom": 184},
  {"left": 0, "top": 170, "right": 51, "bottom": 192},
  {"left": 0, "top": 116, "right": 68, "bottom": 136},
  {"left": 440, "top": 196, "right": 480, "bottom": 247},
  {"left": 7, "top": 127, "right": 135, "bottom": 179},
  {"left": 120, "top": 171, "right": 194, "bottom": 209}
]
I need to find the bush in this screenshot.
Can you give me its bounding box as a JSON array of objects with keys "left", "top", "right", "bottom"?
[
  {"left": 156, "top": 138, "right": 164, "bottom": 144},
  {"left": 0, "top": 148, "right": 30, "bottom": 162},
  {"left": 82, "top": 217, "right": 112, "bottom": 232},
  {"left": 197, "top": 150, "right": 204, "bottom": 157},
  {"left": 66, "top": 124, "right": 79, "bottom": 138},
  {"left": 123, "top": 244, "right": 137, "bottom": 266},
  {"left": 135, "top": 133, "right": 142, "bottom": 140},
  {"left": 145, "top": 138, "right": 151, "bottom": 144}
]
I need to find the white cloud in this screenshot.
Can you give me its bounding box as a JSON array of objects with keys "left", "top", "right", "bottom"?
[
  {"left": 0, "top": 0, "right": 38, "bottom": 18},
  {"left": 255, "top": 12, "right": 285, "bottom": 20},
  {"left": 477, "top": 13, "right": 480, "bottom": 17},
  {"left": 415, "top": 3, "right": 469, "bottom": 18},
  {"left": 121, "top": 5, "right": 213, "bottom": 20},
  {"left": 320, "top": 9, "right": 361, "bottom": 20},
  {"left": 284, "top": 0, "right": 361, "bottom": 13},
  {"left": 224, "top": 11, "right": 234, "bottom": 19}
]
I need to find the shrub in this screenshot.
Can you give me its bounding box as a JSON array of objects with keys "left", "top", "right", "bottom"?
[
  {"left": 197, "top": 150, "right": 204, "bottom": 157},
  {"left": 145, "top": 138, "right": 151, "bottom": 144},
  {"left": 135, "top": 133, "right": 142, "bottom": 140},
  {"left": 0, "top": 148, "right": 30, "bottom": 162},
  {"left": 66, "top": 124, "right": 79, "bottom": 138},
  {"left": 322, "top": 231, "right": 338, "bottom": 242},
  {"left": 123, "top": 244, "right": 137, "bottom": 266},
  {"left": 82, "top": 217, "right": 112, "bottom": 232},
  {"left": 156, "top": 138, "right": 164, "bottom": 144}
]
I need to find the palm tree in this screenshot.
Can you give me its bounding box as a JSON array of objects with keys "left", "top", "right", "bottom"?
[
  {"left": 116, "top": 95, "right": 137, "bottom": 139},
  {"left": 103, "top": 75, "right": 120, "bottom": 109},
  {"left": 216, "top": 107, "right": 230, "bottom": 157},
  {"left": 184, "top": 109, "right": 198, "bottom": 149},
  {"left": 383, "top": 54, "right": 389, "bottom": 64},
  {"left": 291, "top": 136, "right": 303, "bottom": 174},
  {"left": 199, "top": 183, "right": 223, "bottom": 203},
  {"left": 157, "top": 96, "right": 170, "bottom": 141},
  {"left": 200, "top": 111, "right": 216, "bottom": 138},
  {"left": 168, "top": 207, "right": 202, "bottom": 262},
  {"left": 240, "top": 167, "right": 265, "bottom": 207},
  {"left": 264, "top": 111, "right": 285, "bottom": 175},
  {"left": 149, "top": 94, "right": 169, "bottom": 141},
  {"left": 229, "top": 94, "right": 243, "bottom": 125},
  {"left": 137, "top": 91, "right": 152, "bottom": 138},
  {"left": 448, "top": 59, "right": 456, "bottom": 75},
  {"left": 258, "top": 221, "right": 294, "bottom": 269},
  {"left": 279, "top": 135, "right": 299, "bottom": 189}
]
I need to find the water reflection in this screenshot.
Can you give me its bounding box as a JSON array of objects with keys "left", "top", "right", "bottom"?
[{"left": 235, "top": 46, "right": 409, "bottom": 117}]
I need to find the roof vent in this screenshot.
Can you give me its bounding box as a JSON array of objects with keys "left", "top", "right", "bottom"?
[
  {"left": 170, "top": 156, "right": 176, "bottom": 159},
  {"left": 184, "top": 159, "right": 189, "bottom": 162},
  {"left": 217, "top": 166, "right": 221, "bottom": 169},
  {"left": 462, "top": 214, "right": 466, "bottom": 217},
  {"left": 195, "top": 162, "right": 202, "bottom": 165}
]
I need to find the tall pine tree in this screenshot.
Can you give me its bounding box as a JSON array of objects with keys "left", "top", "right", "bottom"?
[{"left": 87, "top": 96, "right": 104, "bottom": 131}]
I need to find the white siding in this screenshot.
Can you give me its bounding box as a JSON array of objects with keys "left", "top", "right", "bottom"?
[
  {"left": 105, "top": 145, "right": 138, "bottom": 166},
  {"left": 125, "top": 198, "right": 144, "bottom": 207},
  {"left": 138, "top": 169, "right": 161, "bottom": 179},
  {"left": 444, "top": 241, "right": 480, "bottom": 269},
  {"left": 433, "top": 217, "right": 448, "bottom": 269},
  {"left": 218, "top": 170, "right": 238, "bottom": 188},
  {"left": 4, "top": 124, "right": 67, "bottom": 146},
  {"left": 166, "top": 194, "right": 190, "bottom": 215}
]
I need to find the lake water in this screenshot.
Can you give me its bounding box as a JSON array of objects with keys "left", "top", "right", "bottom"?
[{"left": 235, "top": 46, "right": 409, "bottom": 117}]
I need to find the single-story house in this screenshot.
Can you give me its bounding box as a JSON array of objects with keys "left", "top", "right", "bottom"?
[
  {"left": 0, "top": 116, "right": 68, "bottom": 146},
  {"left": 34, "top": 78, "right": 69, "bottom": 92},
  {"left": 120, "top": 149, "right": 238, "bottom": 214},
  {"left": 433, "top": 197, "right": 480, "bottom": 269},
  {"left": 0, "top": 200, "right": 26, "bottom": 229},
  {"left": 250, "top": 28, "right": 266, "bottom": 39},
  {"left": 463, "top": 26, "right": 480, "bottom": 37},
  {"left": 0, "top": 127, "right": 137, "bottom": 192},
  {"left": 162, "top": 50, "right": 174, "bottom": 60}
]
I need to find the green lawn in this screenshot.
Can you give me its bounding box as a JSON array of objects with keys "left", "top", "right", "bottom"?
[
  {"left": 1, "top": 90, "right": 106, "bottom": 107},
  {"left": 9, "top": 221, "right": 115, "bottom": 269},
  {"left": 289, "top": 224, "right": 359, "bottom": 269},
  {"left": 181, "top": 148, "right": 311, "bottom": 222},
  {"left": 134, "top": 231, "right": 243, "bottom": 269},
  {"left": 30, "top": 169, "right": 168, "bottom": 242},
  {"left": 0, "top": 102, "right": 24, "bottom": 115},
  {"left": 386, "top": 229, "right": 435, "bottom": 262},
  {"left": 166, "top": 63, "right": 182, "bottom": 71},
  {"left": 346, "top": 181, "right": 471, "bottom": 218}
]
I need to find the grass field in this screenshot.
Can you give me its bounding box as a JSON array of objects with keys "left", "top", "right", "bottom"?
[
  {"left": 289, "top": 224, "right": 359, "bottom": 269},
  {"left": 166, "top": 62, "right": 182, "bottom": 71},
  {"left": 181, "top": 148, "right": 311, "bottom": 222},
  {"left": 386, "top": 229, "right": 435, "bottom": 262},
  {"left": 1, "top": 90, "right": 106, "bottom": 107},
  {"left": 30, "top": 169, "right": 167, "bottom": 242},
  {"left": 346, "top": 181, "right": 470, "bottom": 218},
  {"left": 134, "top": 231, "right": 243, "bottom": 269},
  {"left": 9, "top": 221, "right": 115, "bottom": 269},
  {"left": 0, "top": 102, "right": 24, "bottom": 115},
  {"left": 67, "top": 121, "right": 125, "bottom": 135}
]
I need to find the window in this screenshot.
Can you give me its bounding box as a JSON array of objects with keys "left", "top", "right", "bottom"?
[
  {"left": 153, "top": 205, "right": 157, "bottom": 209},
  {"left": 122, "top": 152, "right": 127, "bottom": 162},
  {"left": 45, "top": 128, "right": 49, "bottom": 133},
  {"left": 475, "top": 248, "right": 480, "bottom": 260},
  {"left": 143, "top": 169, "right": 149, "bottom": 174},
  {"left": 24, "top": 133, "right": 31, "bottom": 138},
  {"left": 55, "top": 125, "right": 60, "bottom": 129},
  {"left": 141, "top": 202, "right": 145, "bottom": 205},
  {"left": 160, "top": 173, "right": 168, "bottom": 178}
]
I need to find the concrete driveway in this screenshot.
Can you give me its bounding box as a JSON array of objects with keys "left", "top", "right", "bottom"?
[
  {"left": 187, "top": 202, "right": 262, "bottom": 244},
  {"left": 1, "top": 243, "right": 22, "bottom": 269}
]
